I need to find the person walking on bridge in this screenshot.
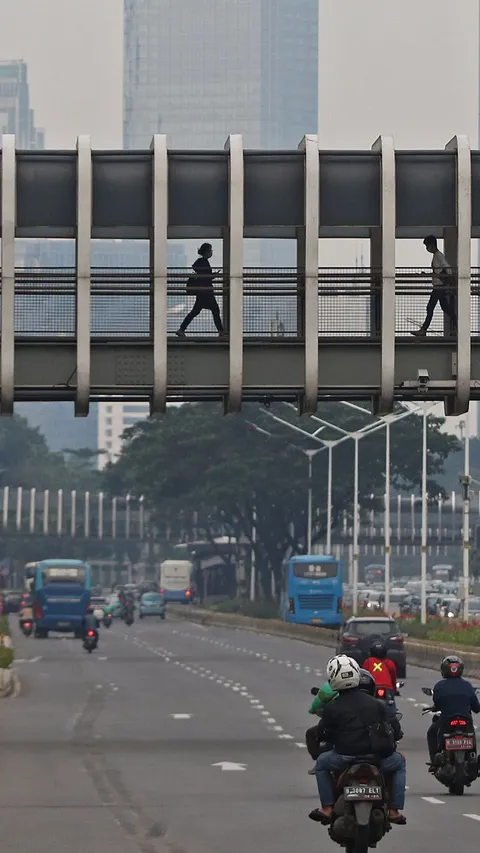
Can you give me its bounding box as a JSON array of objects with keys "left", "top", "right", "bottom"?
[
  {"left": 411, "top": 235, "right": 456, "bottom": 337},
  {"left": 176, "top": 243, "right": 225, "bottom": 338}
]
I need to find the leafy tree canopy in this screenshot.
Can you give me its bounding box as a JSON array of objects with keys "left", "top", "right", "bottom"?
[{"left": 103, "top": 402, "right": 460, "bottom": 590}]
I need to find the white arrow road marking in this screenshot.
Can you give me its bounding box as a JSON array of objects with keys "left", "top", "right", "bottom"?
[
  {"left": 170, "top": 714, "right": 192, "bottom": 720},
  {"left": 422, "top": 797, "right": 444, "bottom": 804},
  {"left": 464, "top": 814, "right": 480, "bottom": 822},
  {"left": 212, "top": 762, "right": 247, "bottom": 771}
]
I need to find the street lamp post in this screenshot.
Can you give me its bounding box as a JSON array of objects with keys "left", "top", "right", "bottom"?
[
  {"left": 420, "top": 406, "right": 428, "bottom": 625},
  {"left": 384, "top": 419, "right": 391, "bottom": 614},
  {"left": 306, "top": 449, "right": 315, "bottom": 553},
  {"left": 326, "top": 442, "right": 333, "bottom": 555},
  {"left": 352, "top": 435, "right": 360, "bottom": 615},
  {"left": 461, "top": 413, "right": 471, "bottom": 622}
]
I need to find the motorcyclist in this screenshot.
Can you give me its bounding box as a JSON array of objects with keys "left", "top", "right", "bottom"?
[
  {"left": 18, "top": 594, "right": 33, "bottom": 627},
  {"left": 427, "top": 654, "right": 480, "bottom": 765},
  {"left": 309, "top": 654, "right": 406, "bottom": 826},
  {"left": 363, "top": 640, "right": 399, "bottom": 715},
  {"left": 306, "top": 678, "right": 339, "bottom": 772},
  {"left": 82, "top": 606, "right": 99, "bottom": 640}
]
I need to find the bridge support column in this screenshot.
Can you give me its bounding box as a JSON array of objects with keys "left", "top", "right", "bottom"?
[
  {"left": 223, "top": 135, "right": 244, "bottom": 412},
  {"left": 370, "top": 136, "right": 396, "bottom": 415},
  {"left": 297, "top": 135, "right": 319, "bottom": 414},
  {"left": 75, "top": 135, "right": 92, "bottom": 416},
  {"left": 150, "top": 135, "right": 168, "bottom": 414},
  {"left": 0, "top": 135, "right": 16, "bottom": 415},
  {"left": 444, "top": 135, "right": 471, "bottom": 415}
]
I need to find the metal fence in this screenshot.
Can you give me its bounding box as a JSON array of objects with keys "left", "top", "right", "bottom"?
[{"left": 4, "top": 266, "right": 480, "bottom": 340}]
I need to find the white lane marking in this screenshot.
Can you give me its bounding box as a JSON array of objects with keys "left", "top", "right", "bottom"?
[
  {"left": 267, "top": 717, "right": 276, "bottom": 724},
  {"left": 422, "top": 797, "right": 445, "bottom": 804},
  {"left": 464, "top": 814, "right": 480, "bottom": 822},
  {"left": 279, "top": 734, "right": 294, "bottom": 739},
  {"left": 273, "top": 725, "right": 284, "bottom": 731},
  {"left": 29, "top": 656, "right": 42, "bottom": 663},
  {"left": 212, "top": 762, "right": 247, "bottom": 771},
  {"left": 98, "top": 656, "right": 108, "bottom": 661},
  {"left": 407, "top": 698, "right": 416, "bottom": 703},
  {"left": 170, "top": 714, "right": 192, "bottom": 720},
  {"left": 296, "top": 742, "right": 307, "bottom": 748},
  {"left": 95, "top": 684, "right": 103, "bottom": 690}
]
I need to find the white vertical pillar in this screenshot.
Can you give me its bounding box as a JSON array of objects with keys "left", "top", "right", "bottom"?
[
  {"left": 71, "top": 490, "right": 77, "bottom": 536},
  {"left": 57, "top": 489, "right": 63, "bottom": 536},
  {"left": 150, "top": 135, "right": 168, "bottom": 414},
  {"left": 224, "top": 135, "right": 244, "bottom": 413},
  {"left": 15, "top": 487, "right": 22, "bottom": 531},
  {"left": 98, "top": 492, "right": 104, "bottom": 539},
  {"left": 299, "top": 135, "right": 319, "bottom": 413},
  {"left": 371, "top": 136, "right": 396, "bottom": 414},
  {"left": 444, "top": 136, "right": 471, "bottom": 415},
  {"left": 43, "top": 490, "right": 49, "bottom": 536},
  {"left": 2, "top": 486, "right": 8, "bottom": 529},
  {"left": 126, "top": 494, "right": 131, "bottom": 539},
  {"left": 84, "top": 491, "right": 90, "bottom": 538},
  {"left": 1, "top": 135, "right": 16, "bottom": 415},
  {"left": 139, "top": 495, "right": 145, "bottom": 540},
  {"left": 75, "top": 135, "right": 92, "bottom": 416},
  {"left": 112, "top": 497, "right": 117, "bottom": 539},
  {"left": 29, "top": 488, "right": 36, "bottom": 534}
]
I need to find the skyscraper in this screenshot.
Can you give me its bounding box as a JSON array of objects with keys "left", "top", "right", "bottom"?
[
  {"left": 123, "top": 0, "right": 318, "bottom": 150},
  {"left": 0, "top": 60, "right": 44, "bottom": 148}
]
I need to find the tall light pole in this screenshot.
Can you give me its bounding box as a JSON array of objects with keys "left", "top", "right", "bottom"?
[
  {"left": 420, "top": 406, "right": 428, "bottom": 625},
  {"left": 306, "top": 449, "right": 315, "bottom": 553},
  {"left": 250, "top": 503, "right": 257, "bottom": 602},
  {"left": 384, "top": 418, "right": 391, "bottom": 613},
  {"left": 352, "top": 434, "right": 360, "bottom": 614},
  {"left": 461, "top": 411, "right": 471, "bottom": 621}
]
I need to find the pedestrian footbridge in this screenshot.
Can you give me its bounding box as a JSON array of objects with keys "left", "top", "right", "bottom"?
[{"left": 1, "top": 133, "right": 479, "bottom": 415}]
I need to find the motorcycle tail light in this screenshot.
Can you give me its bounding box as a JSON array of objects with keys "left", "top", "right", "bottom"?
[
  {"left": 87, "top": 630, "right": 95, "bottom": 637},
  {"left": 377, "top": 689, "right": 385, "bottom": 697},
  {"left": 449, "top": 719, "right": 467, "bottom": 726}
]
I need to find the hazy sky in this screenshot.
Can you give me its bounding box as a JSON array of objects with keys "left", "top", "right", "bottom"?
[{"left": 0, "top": 0, "right": 123, "bottom": 148}]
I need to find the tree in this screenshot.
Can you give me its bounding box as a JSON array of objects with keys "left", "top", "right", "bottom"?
[
  {"left": 103, "top": 402, "right": 460, "bottom": 595},
  {"left": 0, "top": 416, "right": 68, "bottom": 489}
]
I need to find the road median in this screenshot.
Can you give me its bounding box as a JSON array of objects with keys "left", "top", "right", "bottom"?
[{"left": 169, "top": 605, "right": 480, "bottom": 677}]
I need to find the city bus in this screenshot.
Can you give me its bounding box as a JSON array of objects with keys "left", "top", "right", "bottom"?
[
  {"left": 32, "top": 559, "right": 91, "bottom": 638},
  {"left": 159, "top": 560, "right": 194, "bottom": 603},
  {"left": 280, "top": 555, "right": 343, "bottom": 628}
]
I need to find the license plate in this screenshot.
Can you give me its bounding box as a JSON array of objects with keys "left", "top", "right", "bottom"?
[
  {"left": 445, "top": 737, "right": 474, "bottom": 751},
  {"left": 57, "top": 621, "right": 70, "bottom": 628},
  {"left": 311, "top": 618, "right": 322, "bottom": 624},
  {"left": 344, "top": 785, "right": 382, "bottom": 801}
]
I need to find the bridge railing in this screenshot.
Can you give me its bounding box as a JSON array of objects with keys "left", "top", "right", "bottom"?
[{"left": 4, "top": 265, "right": 480, "bottom": 340}]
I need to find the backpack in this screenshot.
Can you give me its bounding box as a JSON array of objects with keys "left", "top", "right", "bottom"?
[{"left": 368, "top": 708, "right": 395, "bottom": 758}]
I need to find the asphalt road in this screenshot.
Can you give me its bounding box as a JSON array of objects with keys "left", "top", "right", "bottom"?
[{"left": 4, "top": 614, "right": 480, "bottom": 853}]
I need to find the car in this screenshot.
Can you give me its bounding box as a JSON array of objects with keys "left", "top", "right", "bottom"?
[
  {"left": 4, "top": 591, "right": 22, "bottom": 614},
  {"left": 104, "top": 595, "right": 123, "bottom": 618},
  {"left": 139, "top": 592, "right": 166, "bottom": 619},
  {"left": 336, "top": 616, "right": 407, "bottom": 678}
]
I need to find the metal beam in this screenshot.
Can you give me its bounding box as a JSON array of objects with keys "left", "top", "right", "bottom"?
[
  {"left": 300, "top": 135, "right": 319, "bottom": 412},
  {"left": 371, "top": 136, "right": 396, "bottom": 414},
  {"left": 444, "top": 135, "right": 471, "bottom": 415},
  {"left": 150, "top": 134, "right": 168, "bottom": 414},
  {"left": 224, "top": 134, "right": 244, "bottom": 413},
  {"left": 0, "top": 135, "right": 16, "bottom": 415},
  {"left": 75, "top": 136, "right": 92, "bottom": 416}
]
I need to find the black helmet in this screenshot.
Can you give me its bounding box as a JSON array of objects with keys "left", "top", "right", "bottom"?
[
  {"left": 370, "top": 640, "right": 387, "bottom": 659},
  {"left": 358, "top": 668, "right": 376, "bottom": 695},
  {"left": 87, "top": 605, "right": 94, "bottom": 615},
  {"left": 441, "top": 655, "right": 464, "bottom": 678}
]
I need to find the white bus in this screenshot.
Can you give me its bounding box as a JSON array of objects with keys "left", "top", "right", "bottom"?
[{"left": 159, "top": 560, "right": 194, "bottom": 603}]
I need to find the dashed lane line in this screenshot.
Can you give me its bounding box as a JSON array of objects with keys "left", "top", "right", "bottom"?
[
  {"left": 422, "top": 797, "right": 445, "bottom": 805},
  {"left": 464, "top": 814, "right": 480, "bottom": 822}
]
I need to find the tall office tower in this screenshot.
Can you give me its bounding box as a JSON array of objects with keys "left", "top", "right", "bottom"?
[
  {"left": 0, "top": 60, "right": 44, "bottom": 148},
  {"left": 123, "top": 0, "right": 318, "bottom": 150}
]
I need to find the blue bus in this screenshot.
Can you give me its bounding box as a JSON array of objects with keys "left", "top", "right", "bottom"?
[
  {"left": 32, "top": 559, "right": 91, "bottom": 638},
  {"left": 280, "top": 555, "right": 343, "bottom": 628}
]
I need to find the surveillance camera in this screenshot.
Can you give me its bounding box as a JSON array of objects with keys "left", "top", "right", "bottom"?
[{"left": 417, "top": 369, "right": 429, "bottom": 387}]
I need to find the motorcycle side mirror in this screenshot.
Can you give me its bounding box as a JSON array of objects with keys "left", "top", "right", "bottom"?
[
  {"left": 396, "top": 681, "right": 405, "bottom": 689},
  {"left": 311, "top": 686, "right": 320, "bottom": 696},
  {"left": 422, "top": 687, "right": 433, "bottom": 696},
  {"left": 396, "top": 712, "right": 403, "bottom": 721}
]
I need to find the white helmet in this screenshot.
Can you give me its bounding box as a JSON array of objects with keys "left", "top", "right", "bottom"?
[{"left": 326, "top": 654, "right": 361, "bottom": 692}]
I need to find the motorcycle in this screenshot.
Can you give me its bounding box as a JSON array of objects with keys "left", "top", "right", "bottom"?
[
  {"left": 83, "top": 629, "right": 98, "bottom": 654},
  {"left": 375, "top": 681, "right": 404, "bottom": 711},
  {"left": 422, "top": 686, "right": 479, "bottom": 795},
  {"left": 124, "top": 611, "right": 134, "bottom": 626},
  {"left": 20, "top": 620, "right": 33, "bottom": 638},
  {"left": 103, "top": 613, "right": 112, "bottom": 629}
]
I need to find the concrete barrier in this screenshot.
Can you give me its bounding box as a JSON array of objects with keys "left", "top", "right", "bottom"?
[{"left": 169, "top": 605, "right": 480, "bottom": 677}]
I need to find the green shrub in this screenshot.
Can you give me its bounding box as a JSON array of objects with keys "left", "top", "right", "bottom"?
[
  {"left": 0, "top": 646, "right": 14, "bottom": 669},
  {"left": 207, "top": 598, "right": 279, "bottom": 620},
  {"left": 0, "top": 616, "right": 11, "bottom": 637}
]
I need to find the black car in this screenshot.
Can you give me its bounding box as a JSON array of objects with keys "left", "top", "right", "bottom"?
[
  {"left": 335, "top": 616, "right": 407, "bottom": 678},
  {"left": 4, "top": 591, "right": 22, "bottom": 614}
]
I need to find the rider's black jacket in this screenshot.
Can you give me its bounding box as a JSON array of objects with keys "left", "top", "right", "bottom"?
[
  {"left": 433, "top": 677, "right": 480, "bottom": 718},
  {"left": 319, "top": 688, "right": 402, "bottom": 757},
  {"left": 82, "top": 614, "right": 98, "bottom": 634}
]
